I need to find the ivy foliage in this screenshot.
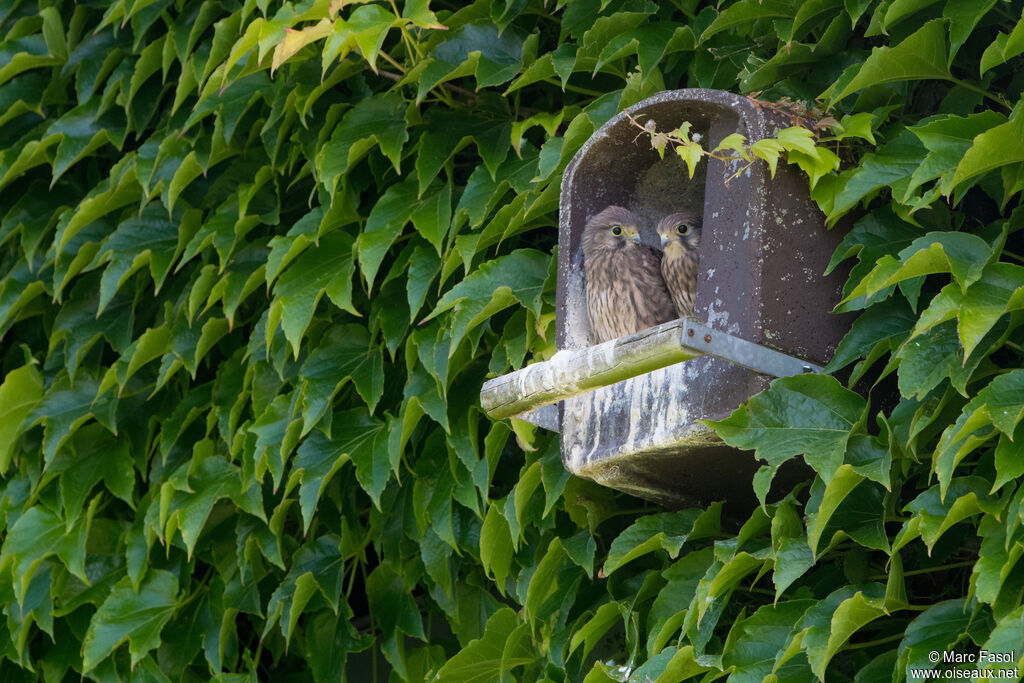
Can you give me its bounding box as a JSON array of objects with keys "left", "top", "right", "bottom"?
[{"left": 2, "top": 0, "right": 1024, "bottom": 680}]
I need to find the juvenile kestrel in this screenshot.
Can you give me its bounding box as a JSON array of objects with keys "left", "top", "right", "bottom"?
[
  {"left": 656, "top": 211, "right": 701, "bottom": 317},
  {"left": 583, "top": 206, "right": 677, "bottom": 344}
]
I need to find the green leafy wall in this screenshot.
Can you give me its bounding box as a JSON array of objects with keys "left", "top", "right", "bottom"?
[{"left": 0, "top": 0, "right": 1023, "bottom": 680}]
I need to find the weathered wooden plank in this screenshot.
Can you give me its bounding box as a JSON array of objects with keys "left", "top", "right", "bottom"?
[
  {"left": 480, "top": 319, "right": 699, "bottom": 419},
  {"left": 481, "top": 317, "right": 824, "bottom": 421}
]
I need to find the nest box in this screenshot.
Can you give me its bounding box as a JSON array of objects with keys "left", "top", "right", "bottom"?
[{"left": 481, "top": 89, "right": 850, "bottom": 508}]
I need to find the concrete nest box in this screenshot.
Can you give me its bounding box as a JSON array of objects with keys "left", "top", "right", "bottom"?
[{"left": 481, "top": 89, "right": 850, "bottom": 508}]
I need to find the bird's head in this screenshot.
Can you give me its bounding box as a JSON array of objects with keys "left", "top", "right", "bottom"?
[
  {"left": 656, "top": 212, "right": 701, "bottom": 252},
  {"left": 582, "top": 206, "right": 643, "bottom": 252}
]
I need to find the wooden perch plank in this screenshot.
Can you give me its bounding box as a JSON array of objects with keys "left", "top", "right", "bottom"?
[
  {"left": 481, "top": 317, "right": 824, "bottom": 422},
  {"left": 480, "top": 319, "right": 699, "bottom": 419}
]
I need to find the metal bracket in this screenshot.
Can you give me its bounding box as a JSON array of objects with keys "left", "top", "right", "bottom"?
[{"left": 680, "top": 320, "right": 822, "bottom": 377}]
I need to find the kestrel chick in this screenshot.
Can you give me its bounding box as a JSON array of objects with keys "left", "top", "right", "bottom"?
[
  {"left": 583, "top": 206, "right": 677, "bottom": 344},
  {"left": 656, "top": 211, "right": 701, "bottom": 317}
]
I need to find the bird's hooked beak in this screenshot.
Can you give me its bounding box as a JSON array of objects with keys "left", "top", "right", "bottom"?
[
  {"left": 659, "top": 233, "right": 669, "bottom": 248},
  {"left": 625, "top": 227, "right": 642, "bottom": 242}
]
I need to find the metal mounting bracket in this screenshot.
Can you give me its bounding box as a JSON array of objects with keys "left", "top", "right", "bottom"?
[{"left": 681, "top": 319, "right": 822, "bottom": 378}]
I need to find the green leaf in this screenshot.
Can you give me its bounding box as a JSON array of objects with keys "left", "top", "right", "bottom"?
[
  {"left": 977, "top": 369, "right": 1024, "bottom": 436},
  {"left": 0, "top": 362, "right": 43, "bottom": 472},
  {"left": 47, "top": 99, "right": 127, "bottom": 186},
  {"left": 825, "top": 131, "right": 926, "bottom": 226},
  {"left": 818, "top": 591, "right": 886, "bottom": 674},
  {"left": 55, "top": 425, "right": 135, "bottom": 528},
  {"left": 299, "top": 324, "right": 383, "bottom": 432},
  {"left": 525, "top": 537, "right": 574, "bottom": 626},
  {"left": 90, "top": 202, "right": 181, "bottom": 313},
  {"left": 603, "top": 506, "right": 720, "bottom": 575},
  {"left": 347, "top": 4, "right": 397, "bottom": 71},
  {"left": 410, "top": 181, "right": 452, "bottom": 255},
  {"left": 407, "top": 244, "right": 441, "bottom": 322},
  {"left": 784, "top": 586, "right": 886, "bottom": 679},
  {"left": 830, "top": 20, "right": 951, "bottom": 103},
  {"left": 905, "top": 111, "right": 1005, "bottom": 200},
  {"left": 265, "top": 207, "right": 322, "bottom": 286},
  {"left": 844, "top": 434, "right": 892, "bottom": 489},
  {"left": 426, "top": 249, "right": 548, "bottom": 354},
  {"left": 970, "top": 513, "right": 1024, "bottom": 606},
  {"left": 264, "top": 535, "right": 345, "bottom": 643},
  {"left": 881, "top": 0, "right": 941, "bottom": 30},
  {"left": 307, "top": 607, "right": 373, "bottom": 681},
  {"left": 500, "top": 621, "right": 535, "bottom": 678},
  {"left": 994, "top": 432, "right": 1024, "bottom": 493},
  {"left": 806, "top": 466, "right": 889, "bottom": 553},
  {"left": 0, "top": 35, "right": 62, "bottom": 89},
  {"left": 570, "top": 601, "right": 623, "bottom": 662},
  {"left": 899, "top": 478, "right": 1000, "bottom": 553},
  {"left": 162, "top": 456, "right": 263, "bottom": 558},
  {"left": 27, "top": 372, "right": 116, "bottom": 464},
  {"left": 289, "top": 429, "right": 351, "bottom": 533},
  {"left": 976, "top": 605, "right": 1024, "bottom": 673},
  {"left": 435, "top": 607, "right": 529, "bottom": 683},
  {"left": 182, "top": 71, "right": 269, "bottom": 142},
  {"left": 317, "top": 92, "right": 409, "bottom": 194},
  {"left": 480, "top": 505, "right": 514, "bottom": 594},
  {"left": 358, "top": 177, "right": 417, "bottom": 290},
  {"left": 945, "top": 0, "right": 998, "bottom": 63},
  {"left": 366, "top": 563, "right": 426, "bottom": 642},
  {"left": 402, "top": 0, "right": 445, "bottom": 29},
  {"left": 1, "top": 504, "right": 91, "bottom": 604},
  {"left": 980, "top": 13, "right": 1024, "bottom": 74},
  {"left": 825, "top": 297, "right": 916, "bottom": 373},
  {"left": 270, "top": 230, "right": 358, "bottom": 357},
  {"left": 697, "top": 549, "right": 773, "bottom": 640},
  {"left": 81, "top": 570, "right": 179, "bottom": 672},
  {"left": 933, "top": 401, "right": 998, "bottom": 495},
  {"left": 334, "top": 409, "right": 390, "bottom": 507},
  {"left": 647, "top": 549, "right": 715, "bottom": 656},
  {"left": 826, "top": 207, "right": 919, "bottom": 276},
  {"left": 844, "top": 231, "right": 994, "bottom": 307},
  {"left": 806, "top": 465, "right": 860, "bottom": 550},
  {"left": 701, "top": 0, "right": 799, "bottom": 41},
  {"left": 896, "top": 320, "right": 991, "bottom": 400},
  {"left": 723, "top": 600, "right": 816, "bottom": 683},
  {"left": 751, "top": 137, "right": 784, "bottom": 177},
  {"left": 706, "top": 375, "right": 865, "bottom": 502},
  {"left": 952, "top": 113, "right": 1024, "bottom": 192},
  {"left": 416, "top": 113, "right": 513, "bottom": 189},
  {"left": 827, "top": 112, "right": 877, "bottom": 144},
  {"left": 430, "top": 21, "right": 525, "bottom": 90},
  {"left": 914, "top": 263, "right": 1024, "bottom": 359},
  {"left": 774, "top": 535, "right": 815, "bottom": 599},
  {"left": 896, "top": 599, "right": 975, "bottom": 677},
  {"left": 248, "top": 394, "right": 301, "bottom": 489}
]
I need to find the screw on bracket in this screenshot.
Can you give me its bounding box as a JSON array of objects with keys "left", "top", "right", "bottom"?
[
  {"left": 703, "top": 334, "right": 712, "bottom": 343},
  {"left": 687, "top": 328, "right": 695, "bottom": 337}
]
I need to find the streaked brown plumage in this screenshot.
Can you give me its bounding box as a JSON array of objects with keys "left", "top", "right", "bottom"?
[
  {"left": 583, "top": 206, "right": 677, "bottom": 344},
  {"left": 656, "top": 211, "right": 701, "bottom": 318}
]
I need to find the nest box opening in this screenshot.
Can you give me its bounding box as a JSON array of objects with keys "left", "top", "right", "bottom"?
[{"left": 558, "top": 103, "right": 717, "bottom": 350}]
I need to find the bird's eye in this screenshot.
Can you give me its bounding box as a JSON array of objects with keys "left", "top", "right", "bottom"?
[
  {"left": 676, "top": 224, "right": 690, "bottom": 235},
  {"left": 610, "top": 225, "right": 623, "bottom": 236}
]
